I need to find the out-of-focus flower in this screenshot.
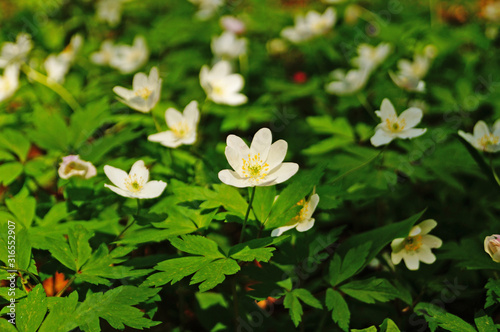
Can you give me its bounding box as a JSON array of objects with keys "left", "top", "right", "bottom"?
[
  {"left": 218, "top": 127, "right": 299, "bottom": 188},
  {"left": 148, "top": 101, "right": 200, "bottom": 148},
  {"left": 109, "top": 36, "right": 149, "bottom": 74},
  {"left": 351, "top": 42, "right": 392, "bottom": 72},
  {"left": 344, "top": 4, "right": 363, "bottom": 25},
  {"left": 0, "top": 33, "right": 32, "bottom": 68},
  {"left": 325, "top": 67, "right": 370, "bottom": 95},
  {"left": 58, "top": 155, "right": 97, "bottom": 180},
  {"left": 104, "top": 160, "right": 167, "bottom": 199},
  {"left": 389, "top": 71, "right": 426, "bottom": 93},
  {"left": 0, "top": 65, "right": 20, "bottom": 102},
  {"left": 271, "top": 194, "right": 319, "bottom": 237},
  {"left": 485, "top": 235, "right": 500, "bottom": 262},
  {"left": 211, "top": 31, "right": 247, "bottom": 60},
  {"left": 220, "top": 16, "right": 246, "bottom": 34},
  {"left": 188, "top": 0, "right": 224, "bottom": 20},
  {"left": 113, "top": 66, "right": 161, "bottom": 113},
  {"left": 44, "top": 34, "right": 83, "bottom": 83},
  {"left": 281, "top": 8, "right": 336, "bottom": 43},
  {"left": 458, "top": 120, "right": 500, "bottom": 153},
  {"left": 482, "top": 2, "right": 500, "bottom": 23},
  {"left": 391, "top": 219, "right": 442, "bottom": 270},
  {"left": 91, "top": 40, "right": 115, "bottom": 66},
  {"left": 266, "top": 38, "right": 288, "bottom": 56},
  {"left": 370, "top": 98, "right": 426, "bottom": 147},
  {"left": 390, "top": 49, "right": 435, "bottom": 93},
  {"left": 96, "top": 0, "right": 129, "bottom": 26},
  {"left": 398, "top": 54, "right": 431, "bottom": 80},
  {"left": 200, "top": 60, "right": 247, "bottom": 105}
]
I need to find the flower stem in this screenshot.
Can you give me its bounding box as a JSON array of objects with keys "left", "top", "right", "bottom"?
[
  {"left": 0, "top": 266, "right": 41, "bottom": 284},
  {"left": 357, "top": 93, "right": 377, "bottom": 122},
  {"left": 114, "top": 200, "right": 142, "bottom": 242},
  {"left": 239, "top": 186, "right": 256, "bottom": 243},
  {"left": 55, "top": 275, "right": 76, "bottom": 297},
  {"left": 21, "top": 64, "right": 81, "bottom": 112},
  {"left": 489, "top": 155, "right": 500, "bottom": 188}
]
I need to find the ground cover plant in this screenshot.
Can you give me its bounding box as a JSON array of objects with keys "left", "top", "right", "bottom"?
[{"left": 1, "top": 0, "right": 500, "bottom": 331}]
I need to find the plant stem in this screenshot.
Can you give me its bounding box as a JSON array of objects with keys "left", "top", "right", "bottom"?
[
  {"left": 357, "top": 93, "right": 377, "bottom": 121},
  {"left": 114, "top": 199, "right": 142, "bottom": 242},
  {"left": 489, "top": 155, "right": 500, "bottom": 187},
  {"left": 21, "top": 64, "right": 81, "bottom": 112},
  {"left": 239, "top": 186, "right": 256, "bottom": 243},
  {"left": 55, "top": 275, "right": 76, "bottom": 297},
  {"left": 0, "top": 266, "right": 41, "bottom": 284}
]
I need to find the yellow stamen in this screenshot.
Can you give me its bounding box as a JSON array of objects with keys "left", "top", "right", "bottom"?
[
  {"left": 241, "top": 153, "right": 270, "bottom": 184},
  {"left": 135, "top": 87, "right": 152, "bottom": 99},
  {"left": 124, "top": 175, "right": 145, "bottom": 193},
  {"left": 404, "top": 235, "right": 423, "bottom": 251}
]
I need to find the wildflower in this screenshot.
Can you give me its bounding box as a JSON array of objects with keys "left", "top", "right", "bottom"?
[
  {"left": 0, "top": 33, "right": 32, "bottom": 68},
  {"left": 218, "top": 127, "right": 299, "bottom": 188},
  {"left": 389, "top": 71, "right": 425, "bottom": 93},
  {"left": 0, "top": 65, "right": 20, "bottom": 102},
  {"left": 325, "top": 67, "right": 370, "bottom": 95},
  {"left": 96, "top": 0, "right": 129, "bottom": 26},
  {"left": 148, "top": 100, "right": 200, "bottom": 148},
  {"left": 281, "top": 8, "right": 336, "bottom": 43},
  {"left": 199, "top": 60, "right": 247, "bottom": 106},
  {"left": 91, "top": 40, "right": 115, "bottom": 66},
  {"left": 109, "top": 36, "right": 149, "bottom": 74},
  {"left": 220, "top": 16, "right": 246, "bottom": 34},
  {"left": 484, "top": 235, "right": 500, "bottom": 262},
  {"left": 188, "top": 0, "right": 224, "bottom": 20},
  {"left": 271, "top": 194, "right": 319, "bottom": 237},
  {"left": 211, "top": 31, "right": 247, "bottom": 60},
  {"left": 390, "top": 48, "right": 434, "bottom": 92},
  {"left": 113, "top": 67, "right": 162, "bottom": 113},
  {"left": 44, "top": 34, "right": 83, "bottom": 83},
  {"left": 104, "top": 160, "right": 167, "bottom": 199},
  {"left": 351, "top": 42, "right": 392, "bottom": 72},
  {"left": 391, "top": 219, "right": 442, "bottom": 270},
  {"left": 58, "top": 155, "right": 97, "bottom": 180},
  {"left": 370, "top": 98, "right": 427, "bottom": 147},
  {"left": 458, "top": 120, "right": 500, "bottom": 153}
]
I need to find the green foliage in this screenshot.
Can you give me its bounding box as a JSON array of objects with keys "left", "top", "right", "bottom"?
[{"left": 284, "top": 288, "right": 322, "bottom": 327}]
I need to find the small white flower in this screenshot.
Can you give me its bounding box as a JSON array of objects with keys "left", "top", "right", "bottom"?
[
  {"left": 391, "top": 219, "right": 442, "bottom": 271},
  {"left": 188, "top": 0, "right": 224, "bottom": 20},
  {"left": 104, "top": 160, "right": 167, "bottom": 199},
  {"left": 211, "top": 31, "right": 247, "bottom": 60},
  {"left": 484, "top": 235, "right": 500, "bottom": 262},
  {"left": 109, "top": 36, "right": 149, "bottom": 74},
  {"left": 113, "top": 67, "right": 162, "bottom": 113},
  {"left": 0, "top": 65, "right": 20, "bottom": 102},
  {"left": 351, "top": 42, "right": 392, "bottom": 71},
  {"left": 370, "top": 98, "right": 427, "bottom": 147},
  {"left": 218, "top": 127, "right": 299, "bottom": 188},
  {"left": 0, "top": 33, "right": 32, "bottom": 68},
  {"left": 389, "top": 71, "right": 426, "bottom": 93},
  {"left": 281, "top": 8, "right": 336, "bottom": 43},
  {"left": 58, "top": 155, "right": 97, "bottom": 180},
  {"left": 96, "top": 0, "right": 129, "bottom": 26},
  {"left": 271, "top": 194, "right": 319, "bottom": 237},
  {"left": 44, "top": 34, "right": 83, "bottom": 83},
  {"left": 200, "top": 60, "right": 247, "bottom": 106},
  {"left": 458, "top": 120, "right": 500, "bottom": 153},
  {"left": 91, "top": 40, "right": 115, "bottom": 66},
  {"left": 148, "top": 101, "right": 200, "bottom": 148},
  {"left": 398, "top": 54, "right": 431, "bottom": 80},
  {"left": 220, "top": 16, "right": 246, "bottom": 34},
  {"left": 325, "top": 67, "right": 370, "bottom": 95}
]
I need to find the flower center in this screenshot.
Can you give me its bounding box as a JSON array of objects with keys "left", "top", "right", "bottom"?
[
  {"left": 171, "top": 122, "right": 189, "bottom": 138},
  {"left": 385, "top": 117, "right": 406, "bottom": 133},
  {"left": 241, "top": 153, "right": 270, "bottom": 184},
  {"left": 65, "top": 161, "right": 87, "bottom": 173},
  {"left": 135, "top": 87, "right": 152, "bottom": 99},
  {"left": 311, "top": 20, "right": 328, "bottom": 34},
  {"left": 404, "top": 235, "right": 423, "bottom": 251},
  {"left": 291, "top": 199, "right": 309, "bottom": 223},
  {"left": 479, "top": 133, "right": 500, "bottom": 149},
  {"left": 124, "top": 175, "right": 145, "bottom": 193}
]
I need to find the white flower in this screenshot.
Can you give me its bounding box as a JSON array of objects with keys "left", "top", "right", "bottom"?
[
  {"left": 44, "top": 34, "right": 83, "bottom": 83},
  {"left": 351, "top": 42, "right": 392, "bottom": 71},
  {"left": 104, "top": 160, "right": 167, "bottom": 199},
  {"left": 148, "top": 101, "right": 200, "bottom": 148},
  {"left": 370, "top": 98, "right": 427, "bottom": 147},
  {"left": 484, "top": 235, "right": 500, "bottom": 262},
  {"left": 271, "top": 194, "right": 319, "bottom": 237},
  {"left": 220, "top": 16, "right": 246, "bottom": 34},
  {"left": 58, "top": 155, "right": 97, "bottom": 179},
  {"left": 325, "top": 67, "right": 370, "bottom": 95},
  {"left": 458, "top": 120, "right": 500, "bottom": 153},
  {"left": 211, "top": 31, "right": 247, "bottom": 60},
  {"left": 398, "top": 54, "right": 431, "bottom": 80},
  {"left": 389, "top": 71, "right": 426, "bottom": 93},
  {"left": 218, "top": 127, "right": 299, "bottom": 188},
  {"left": 0, "top": 65, "right": 20, "bottom": 102},
  {"left": 188, "top": 0, "right": 224, "bottom": 20},
  {"left": 0, "top": 33, "right": 32, "bottom": 68},
  {"left": 200, "top": 61, "right": 247, "bottom": 106},
  {"left": 109, "top": 36, "right": 149, "bottom": 74},
  {"left": 113, "top": 67, "right": 162, "bottom": 113},
  {"left": 91, "top": 40, "right": 115, "bottom": 66},
  {"left": 96, "top": 0, "right": 129, "bottom": 26},
  {"left": 281, "top": 8, "right": 336, "bottom": 43},
  {"left": 391, "top": 219, "right": 442, "bottom": 270}
]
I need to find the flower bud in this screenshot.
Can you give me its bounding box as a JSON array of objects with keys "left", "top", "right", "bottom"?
[
  {"left": 484, "top": 235, "right": 500, "bottom": 262},
  {"left": 58, "top": 155, "right": 97, "bottom": 180}
]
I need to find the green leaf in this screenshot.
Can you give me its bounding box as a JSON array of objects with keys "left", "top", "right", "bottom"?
[
  {"left": 252, "top": 186, "right": 276, "bottom": 223},
  {"left": 485, "top": 278, "right": 500, "bottom": 308},
  {"left": 351, "top": 327, "right": 378, "bottom": 332},
  {"left": 68, "top": 225, "right": 93, "bottom": 271},
  {"left": 203, "top": 184, "right": 248, "bottom": 218},
  {"left": 28, "top": 108, "right": 69, "bottom": 151},
  {"left": 380, "top": 318, "right": 401, "bottom": 332},
  {"left": 340, "top": 278, "right": 400, "bottom": 304},
  {"left": 16, "top": 284, "right": 48, "bottom": 332},
  {"left": 306, "top": 116, "right": 354, "bottom": 137},
  {"left": 0, "top": 318, "right": 17, "bottom": 331},
  {"left": 15, "top": 226, "right": 32, "bottom": 270},
  {"left": 69, "top": 97, "right": 110, "bottom": 149},
  {"left": 326, "top": 288, "right": 350, "bottom": 332},
  {"left": 304, "top": 136, "right": 353, "bottom": 155},
  {"left": 0, "top": 162, "right": 23, "bottom": 185},
  {"left": 0, "top": 129, "right": 30, "bottom": 162},
  {"left": 38, "top": 291, "right": 79, "bottom": 332},
  {"left": 229, "top": 236, "right": 288, "bottom": 262},
  {"left": 5, "top": 195, "right": 36, "bottom": 228},
  {"left": 414, "top": 302, "right": 477, "bottom": 332},
  {"left": 190, "top": 258, "right": 240, "bottom": 292},
  {"left": 145, "top": 256, "right": 213, "bottom": 287},
  {"left": 475, "top": 311, "right": 496, "bottom": 332},
  {"left": 329, "top": 242, "right": 372, "bottom": 286},
  {"left": 284, "top": 291, "right": 303, "bottom": 327},
  {"left": 293, "top": 288, "right": 322, "bottom": 309},
  {"left": 170, "top": 235, "right": 224, "bottom": 259}
]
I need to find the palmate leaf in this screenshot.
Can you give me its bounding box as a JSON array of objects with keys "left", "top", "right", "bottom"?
[
  {"left": 329, "top": 242, "right": 372, "bottom": 287},
  {"left": 228, "top": 236, "right": 289, "bottom": 262},
  {"left": 325, "top": 288, "right": 350, "bottom": 332},
  {"left": 283, "top": 288, "right": 322, "bottom": 327},
  {"left": 475, "top": 311, "right": 496, "bottom": 332},
  {"left": 339, "top": 277, "right": 401, "bottom": 304},
  {"left": 414, "top": 302, "right": 477, "bottom": 332},
  {"left": 16, "top": 284, "right": 47, "bottom": 332}
]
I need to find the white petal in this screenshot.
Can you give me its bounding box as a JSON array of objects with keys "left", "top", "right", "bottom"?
[
  {"left": 399, "top": 107, "right": 423, "bottom": 129},
  {"left": 104, "top": 165, "right": 128, "bottom": 190},
  {"left": 296, "top": 218, "right": 315, "bottom": 232},
  {"left": 165, "top": 108, "right": 183, "bottom": 128},
  {"left": 271, "top": 224, "right": 297, "bottom": 237},
  {"left": 458, "top": 130, "right": 476, "bottom": 147},
  {"left": 422, "top": 235, "right": 442, "bottom": 249},
  {"left": 225, "top": 146, "right": 243, "bottom": 174},
  {"left": 219, "top": 93, "right": 247, "bottom": 106},
  {"left": 265, "top": 140, "right": 288, "bottom": 171},
  {"left": 417, "top": 247, "right": 436, "bottom": 264},
  {"left": 211, "top": 60, "right": 231, "bottom": 78},
  {"left": 370, "top": 129, "right": 394, "bottom": 147},
  {"left": 417, "top": 219, "right": 437, "bottom": 235},
  {"left": 129, "top": 160, "right": 149, "bottom": 182},
  {"left": 113, "top": 86, "right": 135, "bottom": 100},
  {"left": 391, "top": 250, "right": 404, "bottom": 265},
  {"left": 138, "top": 180, "right": 167, "bottom": 199},
  {"left": 391, "top": 238, "right": 405, "bottom": 251},
  {"left": 493, "top": 119, "right": 500, "bottom": 134},
  {"left": 227, "top": 134, "right": 250, "bottom": 155},
  {"left": 396, "top": 128, "right": 427, "bottom": 139},
  {"left": 184, "top": 100, "right": 200, "bottom": 126},
  {"left": 148, "top": 131, "right": 182, "bottom": 148},
  {"left": 303, "top": 194, "right": 320, "bottom": 220},
  {"left": 250, "top": 128, "right": 272, "bottom": 160},
  {"left": 132, "top": 72, "right": 148, "bottom": 90},
  {"left": 473, "top": 121, "right": 490, "bottom": 138},
  {"left": 218, "top": 169, "right": 250, "bottom": 188},
  {"left": 221, "top": 74, "right": 244, "bottom": 93},
  {"left": 378, "top": 99, "right": 397, "bottom": 121},
  {"left": 104, "top": 184, "right": 134, "bottom": 198},
  {"left": 403, "top": 252, "right": 420, "bottom": 270},
  {"left": 149, "top": 66, "right": 159, "bottom": 83},
  {"left": 265, "top": 162, "right": 299, "bottom": 185}
]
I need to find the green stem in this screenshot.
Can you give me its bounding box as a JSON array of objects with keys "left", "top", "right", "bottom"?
[
  {"left": 0, "top": 266, "right": 41, "bottom": 284},
  {"left": 151, "top": 111, "right": 162, "bottom": 132},
  {"left": 490, "top": 155, "right": 500, "bottom": 188},
  {"left": 55, "top": 275, "right": 76, "bottom": 297},
  {"left": 357, "top": 93, "right": 377, "bottom": 122},
  {"left": 21, "top": 64, "right": 81, "bottom": 112},
  {"left": 114, "top": 200, "right": 142, "bottom": 242},
  {"left": 239, "top": 186, "right": 256, "bottom": 243}
]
